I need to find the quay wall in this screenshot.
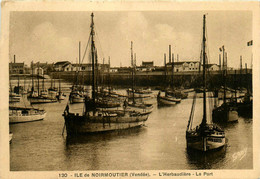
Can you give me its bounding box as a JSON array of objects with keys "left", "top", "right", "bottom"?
[{"left": 49, "top": 70, "right": 252, "bottom": 90}]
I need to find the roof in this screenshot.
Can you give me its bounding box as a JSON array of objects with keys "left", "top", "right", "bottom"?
[
  {"left": 9, "top": 62, "right": 24, "bottom": 66},
  {"left": 54, "top": 61, "right": 71, "bottom": 66},
  {"left": 166, "top": 61, "right": 200, "bottom": 65}
]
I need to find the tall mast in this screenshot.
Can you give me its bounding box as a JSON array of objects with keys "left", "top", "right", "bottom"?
[
  {"left": 90, "top": 13, "right": 96, "bottom": 104},
  {"left": 108, "top": 56, "right": 111, "bottom": 93},
  {"left": 37, "top": 62, "right": 40, "bottom": 96},
  {"left": 223, "top": 50, "right": 226, "bottom": 104},
  {"left": 219, "top": 54, "right": 221, "bottom": 73},
  {"left": 95, "top": 49, "right": 98, "bottom": 92},
  {"left": 201, "top": 14, "right": 207, "bottom": 126},
  {"left": 59, "top": 73, "right": 61, "bottom": 94},
  {"left": 169, "top": 45, "right": 171, "bottom": 63},
  {"left": 31, "top": 61, "right": 34, "bottom": 92},
  {"left": 131, "top": 41, "right": 135, "bottom": 103},
  {"left": 79, "top": 41, "right": 81, "bottom": 88},
  {"left": 171, "top": 52, "right": 174, "bottom": 89},
  {"left": 240, "top": 55, "right": 242, "bottom": 88},
  {"left": 164, "top": 53, "right": 167, "bottom": 91},
  {"left": 42, "top": 70, "right": 44, "bottom": 91}
]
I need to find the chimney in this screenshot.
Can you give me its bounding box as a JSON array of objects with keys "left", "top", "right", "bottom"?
[
  {"left": 169, "top": 45, "right": 171, "bottom": 63},
  {"left": 14, "top": 55, "right": 16, "bottom": 63}
]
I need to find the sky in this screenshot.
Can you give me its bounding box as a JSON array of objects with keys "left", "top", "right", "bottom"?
[{"left": 9, "top": 11, "right": 252, "bottom": 68}]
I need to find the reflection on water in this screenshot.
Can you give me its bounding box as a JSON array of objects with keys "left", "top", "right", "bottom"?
[
  {"left": 186, "top": 146, "right": 227, "bottom": 169},
  {"left": 9, "top": 84, "right": 253, "bottom": 170},
  {"left": 65, "top": 127, "right": 146, "bottom": 146}
]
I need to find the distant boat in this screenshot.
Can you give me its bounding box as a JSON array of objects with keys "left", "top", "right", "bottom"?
[
  {"left": 57, "top": 75, "right": 66, "bottom": 100},
  {"left": 63, "top": 13, "right": 150, "bottom": 135},
  {"left": 9, "top": 80, "right": 21, "bottom": 103},
  {"left": 9, "top": 106, "right": 46, "bottom": 124},
  {"left": 157, "top": 52, "right": 181, "bottom": 106},
  {"left": 186, "top": 15, "right": 226, "bottom": 152},
  {"left": 27, "top": 62, "right": 57, "bottom": 104},
  {"left": 212, "top": 47, "right": 238, "bottom": 123},
  {"left": 126, "top": 41, "right": 153, "bottom": 112},
  {"left": 9, "top": 132, "right": 13, "bottom": 144}
]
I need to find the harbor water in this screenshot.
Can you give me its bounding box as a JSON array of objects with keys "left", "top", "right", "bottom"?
[{"left": 10, "top": 81, "right": 253, "bottom": 170}]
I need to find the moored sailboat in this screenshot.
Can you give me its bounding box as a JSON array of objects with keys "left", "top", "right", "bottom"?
[
  {"left": 157, "top": 53, "right": 181, "bottom": 106},
  {"left": 186, "top": 14, "right": 226, "bottom": 152},
  {"left": 27, "top": 62, "right": 57, "bottom": 104},
  {"left": 63, "top": 13, "right": 150, "bottom": 135},
  {"left": 212, "top": 47, "right": 238, "bottom": 123},
  {"left": 9, "top": 106, "right": 46, "bottom": 124}
]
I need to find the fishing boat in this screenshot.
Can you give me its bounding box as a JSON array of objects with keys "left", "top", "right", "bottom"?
[
  {"left": 9, "top": 92, "right": 21, "bottom": 103},
  {"left": 57, "top": 75, "right": 66, "bottom": 100},
  {"left": 63, "top": 13, "right": 150, "bottom": 135},
  {"left": 212, "top": 47, "right": 238, "bottom": 123},
  {"left": 9, "top": 106, "right": 46, "bottom": 124},
  {"left": 236, "top": 65, "right": 252, "bottom": 117},
  {"left": 27, "top": 62, "right": 57, "bottom": 104},
  {"left": 164, "top": 45, "right": 186, "bottom": 100},
  {"left": 9, "top": 132, "right": 13, "bottom": 144},
  {"left": 69, "top": 42, "right": 87, "bottom": 104},
  {"left": 186, "top": 14, "right": 226, "bottom": 152},
  {"left": 9, "top": 79, "right": 21, "bottom": 103},
  {"left": 125, "top": 41, "right": 153, "bottom": 113},
  {"left": 157, "top": 53, "right": 181, "bottom": 106}
]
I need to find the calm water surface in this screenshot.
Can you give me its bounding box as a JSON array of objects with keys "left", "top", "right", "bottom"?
[{"left": 10, "top": 82, "right": 253, "bottom": 170}]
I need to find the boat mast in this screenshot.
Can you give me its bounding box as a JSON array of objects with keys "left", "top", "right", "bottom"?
[
  {"left": 171, "top": 52, "right": 174, "bottom": 90},
  {"left": 79, "top": 41, "right": 81, "bottom": 89},
  {"left": 31, "top": 61, "right": 34, "bottom": 92},
  {"left": 42, "top": 71, "right": 44, "bottom": 92},
  {"left": 131, "top": 41, "right": 135, "bottom": 103},
  {"left": 37, "top": 62, "right": 40, "bottom": 96},
  {"left": 90, "top": 13, "right": 96, "bottom": 105},
  {"left": 108, "top": 56, "right": 111, "bottom": 93},
  {"left": 164, "top": 53, "right": 167, "bottom": 92},
  {"left": 223, "top": 48, "right": 226, "bottom": 104},
  {"left": 201, "top": 14, "right": 207, "bottom": 126}
]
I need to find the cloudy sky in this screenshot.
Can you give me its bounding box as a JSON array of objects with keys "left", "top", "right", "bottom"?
[{"left": 9, "top": 11, "right": 252, "bottom": 68}]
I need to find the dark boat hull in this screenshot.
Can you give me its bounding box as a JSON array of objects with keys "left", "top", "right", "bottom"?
[{"left": 64, "top": 112, "right": 148, "bottom": 135}]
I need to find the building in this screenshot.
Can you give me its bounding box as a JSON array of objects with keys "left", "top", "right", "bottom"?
[
  {"left": 54, "top": 61, "right": 71, "bottom": 71},
  {"left": 205, "top": 64, "right": 220, "bottom": 71},
  {"left": 9, "top": 62, "right": 25, "bottom": 74},
  {"left": 142, "top": 61, "right": 154, "bottom": 67},
  {"left": 62, "top": 63, "right": 109, "bottom": 72},
  {"left": 9, "top": 55, "right": 25, "bottom": 74},
  {"left": 136, "top": 61, "right": 155, "bottom": 72},
  {"left": 109, "top": 67, "right": 119, "bottom": 73},
  {"left": 31, "top": 62, "right": 49, "bottom": 74},
  {"left": 167, "top": 61, "right": 200, "bottom": 72}
]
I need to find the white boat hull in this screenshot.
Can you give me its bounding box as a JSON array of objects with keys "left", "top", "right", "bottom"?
[
  {"left": 9, "top": 112, "right": 46, "bottom": 124},
  {"left": 9, "top": 133, "right": 13, "bottom": 143}
]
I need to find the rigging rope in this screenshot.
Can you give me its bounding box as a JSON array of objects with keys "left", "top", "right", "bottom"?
[{"left": 81, "top": 35, "right": 91, "bottom": 64}]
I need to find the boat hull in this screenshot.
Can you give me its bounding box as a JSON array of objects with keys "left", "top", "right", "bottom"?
[
  {"left": 64, "top": 113, "right": 148, "bottom": 135},
  {"left": 9, "top": 112, "right": 46, "bottom": 124},
  {"left": 212, "top": 105, "right": 238, "bottom": 123},
  {"left": 186, "top": 136, "right": 226, "bottom": 152},
  {"left": 157, "top": 96, "right": 180, "bottom": 106},
  {"left": 70, "top": 96, "right": 85, "bottom": 103},
  {"left": 28, "top": 97, "right": 57, "bottom": 104}
]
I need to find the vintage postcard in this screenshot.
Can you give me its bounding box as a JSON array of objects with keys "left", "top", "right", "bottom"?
[{"left": 0, "top": 1, "right": 259, "bottom": 179}]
